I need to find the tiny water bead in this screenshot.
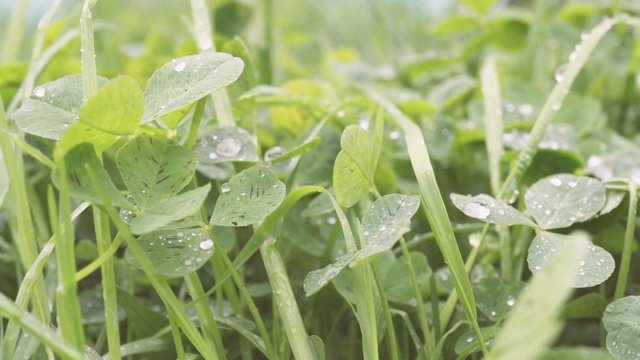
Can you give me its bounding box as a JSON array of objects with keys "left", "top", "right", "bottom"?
[
  {"left": 554, "top": 63, "right": 568, "bottom": 82},
  {"left": 221, "top": 183, "right": 231, "bottom": 193},
  {"left": 462, "top": 202, "right": 491, "bottom": 220},
  {"left": 215, "top": 138, "right": 242, "bottom": 157},
  {"left": 549, "top": 177, "right": 563, "bottom": 186},
  {"left": 198, "top": 239, "right": 214, "bottom": 250},
  {"left": 174, "top": 61, "right": 186, "bottom": 72},
  {"left": 264, "top": 146, "right": 286, "bottom": 162},
  {"left": 33, "top": 86, "right": 45, "bottom": 97}
]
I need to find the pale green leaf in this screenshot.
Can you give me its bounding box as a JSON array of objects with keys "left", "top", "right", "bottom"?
[
  {"left": 125, "top": 228, "right": 215, "bottom": 278},
  {"left": 193, "top": 126, "right": 259, "bottom": 164},
  {"left": 603, "top": 296, "right": 640, "bottom": 360},
  {"left": 450, "top": 193, "right": 536, "bottom": 227},
  {"left": 525, "top": 174, "right": 606, "bottom": 230},
  {"left": 210, "top": 166, "right": 285, "bottom": 226},
  {"left": 117, "top": 136, "right": 197, "bottom": 209},
  {"left": 527, "top": 231, "right": 614, "bottom": 288},
  {"left": 142, "top": 53, "right": 244, "bottom": 123},
  {"left": 129, "top": 184, "right": 211, "bottom": 234},
  {"left": 13, "top": 74, "right": 108, "bottom": 139}
]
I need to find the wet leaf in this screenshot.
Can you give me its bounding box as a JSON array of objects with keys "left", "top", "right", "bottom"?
[
  {"left": 333, "top": 125, "right": 374, "bottom": 208},
  {"left": 524, "top": 174, "right": 606, "bottom": 230},
  {"left": 193, "top": 126, "right": 259, "bottom": 164},
  {"left": 351, "top": 194, "right": 420, "bottom": 266},
  {"left": 210, "top": 166, "right": 285, "bottom": 227},
  {"left": 308, "top": 335, "right": 325, "bottom": 360},
  {"left": 129, "top": 184, "right": 211, "bottom": 234},
  {"left": 560, "top": 293, "right": 607, "bottom": 319},
  {"left": 53, "top": 143, "right": 131, "bottom": 209},
  {"left": 125, "top": 228, "right": 215, "bottom": 278},
  {"left": 490, "top": 236, "right": 588, "bottom": 360},
  {"left": 116, "top": 289, "right": 168, "bottom": 337},
  {"left": 13, "top": 74, "right": 108, "bottom": 139},
  {"left": 450, "top": 193, "right": 536, "bottom": 227},
  {"left": 527, "top": 231, "right": 614, "bottom": 288},
  {"left": 474, "top": 277, "right": 524, "bottom": 322},
  {"left": 117, "top": 136, "right": 197, "bottom": 209},
  {"left": 455, "top": 326, "right": 497, "bottom": 356},
  {"left": 303, "top": 251, "right": 357, "bottom": 297},
  {"left": 603, "top": 296, "right": 640, "bottom": 360},
  {"left": 142, "top": 53, "right": 244, "bottom": 123},
  {"left": 382, "top": 252, "right": 432, "bottom": 303},
  {"left": 539, "top": 347, "right": 614, "bottom": 360}
]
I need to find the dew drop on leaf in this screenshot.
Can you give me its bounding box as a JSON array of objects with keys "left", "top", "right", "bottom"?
[
  {"left": 33, "top": 86, "right": 45, "bottom": 97},
  {"left": 264, "top": 146, "right": 286, "bottom": 162},
  {"left": 216, "top": 138, "right": 242, "bottom": 157},
  {"left": 199, "top": 239, "right": 214, "bottom": 250},
  {"left": 221, "top": 183, "right": 231, "bottom": 193},
  {"left": 549, "top": 177, "right": 562, "bottom": 186},
  {"left": 462, "top": 202, "right": 491, "bottom": 219},
  {"left": 554, "top": 63, "right": 567, "bottom": 82}
]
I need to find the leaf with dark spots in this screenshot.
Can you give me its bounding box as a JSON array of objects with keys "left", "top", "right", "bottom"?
[
  {"left": 210, "top": 166, "right": 285, "bottom": 227},
  {"left": 116, "top": 136, "right": 197, "bottom": 210}
]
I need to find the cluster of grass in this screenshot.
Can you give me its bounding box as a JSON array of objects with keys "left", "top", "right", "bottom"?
[{"left": 1, "top": 0, "right": 640, "bottom": 359}]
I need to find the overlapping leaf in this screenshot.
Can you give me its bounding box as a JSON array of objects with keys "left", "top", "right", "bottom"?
[
  {"left": 524, "top": 174, "right": 606, "bottom": 230},
  {"left": 125, "top": 228, "right": 215, "bottom": 278},
  {"left": 527, "top": 232, "right": 614, "bottom": 288},
  {"left": 450, "top": 193, "right": 536, "bottom": 227},
  {"left": 603, "top": 296, "right": 640, "bottom": 360},
  {"left": 142, "top": 53, "right": 244, "bottom": 123},
  {"left": 210, "top": 166, "right": 285, "bottom": 226},
  {"left": 13, "top": 74, "right": 108, "bottom": 139},
  {"left": 193, "top": 127, "right": 259, "bottom": 164}
]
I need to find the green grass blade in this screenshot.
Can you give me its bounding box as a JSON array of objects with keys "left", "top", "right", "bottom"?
[
  {"left": 490, "top": 233, "right": 588, "bottom": 360},
  {"left": 614, "top": 182, "right": 636, "bottom": 300},
  {"left": 0, "top": 291, "right": 84, "bottom": 360},
  {"left": 53, "top": 152, "right": 86, "bottom": 351},
  {"left": 367, "top": 91, "right": 479, "bottom": 326},
  {"left": 189, "top": 0, "right": 236, "bottom": 126},
  {"left": 261, "top": 237, "right": 315, "bottom": 360},
  {"left": 497, "top": 16, "right": 622, "bottom": 199},
  {"left": 480, "top": 56, "right": 504, "bottom": 196}
]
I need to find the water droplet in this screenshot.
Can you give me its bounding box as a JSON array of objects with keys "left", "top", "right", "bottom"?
[
  {"left": 463, "top": 202, "right": 491, "bottom": 219},
  {"left": 216, "top": 138, "right": 242, "bottom": 157},
  {"left": 34, "top": 86, "right": 45, "bottom": 97},
  {"left": 506, "top": 296, "right": 516, "bottom": 306},
  {"left": 389, "top": 131, "right": 401, "bottom": 140},
  {"left": 199, "top": 239, "right": 214, "bottom": 250},
  {"left": 184, "top": 259, "right": 193, "bottom": 265},
  {"left": 174, "top": 61, "right": 186, "bottom": 72},
  {"left": 201, "top": 39, "right": 213, "bottom": 51},
  {"left": 578, "top": 260, "right": 585, "bottom": 266},
  {"left": 208, "top": 152, "right": 218, "bottom": 160},
  {"left": 549, "top": 177, "right": 563, "bottom": 186},
  {"left": 580, "top": 32, "right": 590, "bottom": 40},
  {"left": 378, "top": 224, "right": 387, "bottom": 232},
  {"left": 518, "top": 103, "right": 533, "bottom": 116},
  {"left": 533, "top": 265, "right": 542, "bottom": 270},
  {"left": 359, "top": 119, "right": 369, "bottom": 130},
  {"left": 327, "top": 216, "right": 337, "bottom": 225},
  {"left": 554, "top": 63, "right": 568, "bottom": 82},
  {"left": 221, "top": 183, "right": 231, "bottom": 193},
  {"left": 336, "top": 110, "right": 345, "bottom": 118},
  {"left": 466, "top": 337, "right": 473, "bottom": 343},
  {"left": 363, "top": 230, "right": 370, "bottom": 237},
  {"left": 265, "top": 146, "right": 286, "bottom": 162}
]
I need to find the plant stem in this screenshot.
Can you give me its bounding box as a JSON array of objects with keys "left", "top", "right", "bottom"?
[
  {"left": 184, "top": 272, "right": 227, "bottom": 360},
  {"left": 614, "top": 182, "right": 637, "bottom": 300},
  {"left": 371, "top": 264, "right": 400, "bottom": 360},
  {"left": 81, "top": 0, "right": 99, "bottom": 102},
  {"left": 190, "top": 0, "right": 236, "bottom": 127},
  {"left": 398, "top": 237, "right": 434, "bottom": 356},
  {"left": 52, "top": 157, "right": 86, "bottom": 352},
  {"left": 261, "top": 237, "right": 314, "bottom": 360},
  {"left": 94, "top": 210, "right": 121, "bottom": 360},
  {"left": 0, "top": 0, "right": 29, "bottom": 63},
  {"left": 204, "top": 228, "right": 278, "bottom": 359},
  {"left": 0, "top": 95, "right": 51, "bottom": 359}
]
